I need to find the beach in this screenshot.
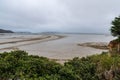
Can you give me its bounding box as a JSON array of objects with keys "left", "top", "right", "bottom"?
[{"left": 0, "top": 33, "right": 114, "bottom": 63}]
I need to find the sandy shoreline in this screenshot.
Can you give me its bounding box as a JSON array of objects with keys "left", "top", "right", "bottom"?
[{"left": 0, "top": 34, "right": 113, "bottom": 63}]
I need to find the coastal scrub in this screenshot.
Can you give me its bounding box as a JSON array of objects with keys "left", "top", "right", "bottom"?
[{"left": 0, "top": 50, "right": 120, "bottom": 80}]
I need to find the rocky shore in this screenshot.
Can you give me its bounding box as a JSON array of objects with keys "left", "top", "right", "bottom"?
[
  {"left": 78, "top": 42, "right": 108, "bottom": 50},
  {"left": 0, "top": 29, "right": 13, "bottom": 33}
]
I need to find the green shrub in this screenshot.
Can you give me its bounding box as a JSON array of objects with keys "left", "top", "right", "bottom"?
[{"left": 0, "top": 50, "right": 120, "bottom": 80}]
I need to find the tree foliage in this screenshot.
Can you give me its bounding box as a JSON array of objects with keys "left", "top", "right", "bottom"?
[
  {"left": 111, "top": 16, "right": 120, "bottom": 39},
  {"left": 0, "top": 51, "right": 120, "bottom": 80}
]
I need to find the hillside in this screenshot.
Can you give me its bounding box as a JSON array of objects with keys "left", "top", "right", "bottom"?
[{"left": 0, "top": 29, "right": 14, "bottom": 33}]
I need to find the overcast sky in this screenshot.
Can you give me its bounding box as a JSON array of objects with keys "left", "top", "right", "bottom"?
[{"left": 0, "top": 0, "right": 120, "bottom": 33}]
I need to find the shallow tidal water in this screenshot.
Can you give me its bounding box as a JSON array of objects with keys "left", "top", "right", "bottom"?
[{"left": 0, "top": 33, "right": 115, "bottom": 59}]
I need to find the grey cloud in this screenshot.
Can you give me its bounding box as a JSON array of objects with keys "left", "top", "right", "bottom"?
[{"left": 0, "top": 0, "right": 120, "bottom": 33}]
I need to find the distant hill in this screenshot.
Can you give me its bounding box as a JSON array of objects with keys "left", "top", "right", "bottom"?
[
  {"left": 40, "top": 32, "right": 61, "bottom": 35},
  {"left": 0, "top": 29, "right": 14, "bottom": 33}
]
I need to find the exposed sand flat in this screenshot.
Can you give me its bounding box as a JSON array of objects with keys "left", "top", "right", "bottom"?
[
  {"left": 0, "top": 36, "right": 51, "bottom": 45},
  {"left": 0, "top": 35, "right": 64, "bottom": 51},
  {"left": 0, "top": 34, "right": 43, "bottom": 43}
]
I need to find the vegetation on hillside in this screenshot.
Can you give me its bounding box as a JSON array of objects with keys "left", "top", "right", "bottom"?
[
  {"left": 0, "top": 50, "right": 120, "bottom": 80},
  {"left": 0, "top": 29, "right": 13, "bottom": 33},
  {"left": 110, "top": 16, "right": 120, "bottom": 53},
  {"left": 111, "top": 16, "right": 120, "bottom": 39}
]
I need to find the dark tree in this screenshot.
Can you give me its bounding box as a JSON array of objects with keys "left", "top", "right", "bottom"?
[
  {"left": 111, "top": 16, "right": 120, "bottom": 37},
  {"left": 110, "top": 16, "right": 120, "bottom": 53}
]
